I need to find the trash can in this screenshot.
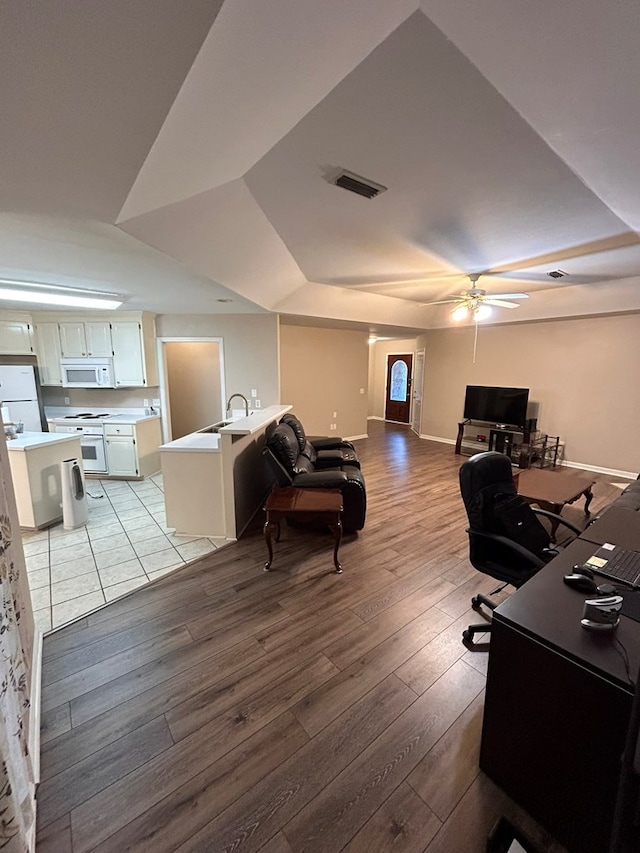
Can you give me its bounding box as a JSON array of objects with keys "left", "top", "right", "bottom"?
[{"left": 60, "top": 458, "right": 88, "bottom": 529}]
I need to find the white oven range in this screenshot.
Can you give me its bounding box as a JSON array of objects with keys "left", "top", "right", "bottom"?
[{"left": 52, "top": 413, "right": 113, "bottom": 474}]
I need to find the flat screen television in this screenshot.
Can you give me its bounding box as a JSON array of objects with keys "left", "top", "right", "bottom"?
[{"left": 463, "top": 385, "right": 529, "bottom": 426}]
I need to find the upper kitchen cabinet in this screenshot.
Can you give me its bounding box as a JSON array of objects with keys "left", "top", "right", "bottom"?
[
  {"left": 31, "top": 311, "right": 158, "bottom": 388},
  {"left": 0, "top": 314, "right": 34, "bottom": 355},
  {"left": 59, "top": 320, "right": 112, "bottom": 357},
  {"left": 111, "top": 316, "right": 158, "bottom": 388},
  {"left": 34, "top": 322, "right": 63, "bottom": 385}
]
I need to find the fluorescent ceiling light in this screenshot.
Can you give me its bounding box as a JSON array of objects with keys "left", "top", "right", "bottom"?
[{"left": 0, "top": 280, "right": 123, "bottom": 310}]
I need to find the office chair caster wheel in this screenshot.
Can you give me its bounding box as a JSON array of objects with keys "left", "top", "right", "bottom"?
[
  {"left": 462, "top": 629, "right": 472, "bottom": 643},
  {"left": 471, "top": 596, "right": 482, "bottom": 610}
]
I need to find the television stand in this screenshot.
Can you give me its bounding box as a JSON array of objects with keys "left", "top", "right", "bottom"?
[{"left": 455, "top": 420, "right": 539, "bottom": 469}]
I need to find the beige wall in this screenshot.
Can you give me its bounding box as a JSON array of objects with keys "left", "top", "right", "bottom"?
[
  {"left": 165, "top": 341, "right": 222, "bottom": 438},
  {"left": 368, "top": 338, "right": 419, "bottom": 418},
  {"left": 280, "top": 324, "right": 369, "bottom": 438},
  {"left": 417, "top": 313, "right": 640, "bottom": 475},
  {"left": 156, "top": 313, "right": 280, "bottom": 407}
]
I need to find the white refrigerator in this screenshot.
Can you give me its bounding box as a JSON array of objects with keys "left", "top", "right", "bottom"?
[{"left": 0, "top": 365, "right": 44, "bottom": 432}]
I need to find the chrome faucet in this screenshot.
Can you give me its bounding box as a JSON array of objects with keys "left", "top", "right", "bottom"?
[{"left": 226, "top": 393, "right": 250, "bottom": 417}]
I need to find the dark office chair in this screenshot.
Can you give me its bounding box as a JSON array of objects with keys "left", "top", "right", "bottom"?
[{"left": 460, "top": 451, "right": 581, "bottom": 645}]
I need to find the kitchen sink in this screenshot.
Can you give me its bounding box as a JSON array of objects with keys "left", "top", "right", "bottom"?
[{"left": 199, "top": 420, "right": 234, "bottom": 434}]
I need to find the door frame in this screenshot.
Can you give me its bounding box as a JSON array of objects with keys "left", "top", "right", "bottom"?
[
  {"left": 384, "top": 351, "right": 414, "bottom": 424},
  {"left": 156, "top": 336, "right": 226, "bottom": 443},
  {"left": 411, "top": 349, "right": 425, "bottom": 436}
]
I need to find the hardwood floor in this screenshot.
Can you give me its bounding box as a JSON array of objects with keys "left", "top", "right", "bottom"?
[{"left": 36, "top": 422, "right": 627, "bottom": 852}]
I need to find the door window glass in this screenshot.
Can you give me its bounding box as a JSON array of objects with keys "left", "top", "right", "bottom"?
[{"left": 390, "top": 361, "right": 408, "bottom": 402}]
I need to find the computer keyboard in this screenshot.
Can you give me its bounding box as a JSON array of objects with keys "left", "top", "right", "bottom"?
[{"left": 587, "top": 546, "right": 640, "bottom": 587}]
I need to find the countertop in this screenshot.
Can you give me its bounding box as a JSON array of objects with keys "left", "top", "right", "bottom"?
[
  {"left": 6, "top": 431, "right": 83, "bottom": 452},
  {"left": 104, "top": 414, "right": 161, "bottom": 425},
  {"left": 218, "top": 405, "right": 292, "bottom": 435},
  {"left": 46, "top": 408, "right": 161, "bottom": 425},
  {"left": 160, "top": 405, "right": 291, "bottom": 453}
]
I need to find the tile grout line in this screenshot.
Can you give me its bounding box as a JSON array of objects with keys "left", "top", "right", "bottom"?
[{"left": 25, "top": 473, "right": 218, "bottom": 631}]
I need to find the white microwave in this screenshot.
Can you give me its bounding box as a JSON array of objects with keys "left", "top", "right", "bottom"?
[{"left": 61, "top": 358, "right": 116, "bottom": 388}]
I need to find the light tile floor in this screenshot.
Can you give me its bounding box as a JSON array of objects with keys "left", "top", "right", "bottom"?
[{"left": 21, "top": 473, "right": 227, "bottom": 633}]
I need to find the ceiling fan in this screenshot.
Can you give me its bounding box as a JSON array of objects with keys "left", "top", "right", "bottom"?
[{"left": 422, "top": 274, "right": 529, "bottom": 320}]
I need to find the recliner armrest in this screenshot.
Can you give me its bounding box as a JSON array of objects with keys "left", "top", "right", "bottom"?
[
  {"left": 309, "top": 437, "right": 356, "bottom": 451},
  {"left": 293, "top": 471, "right": 348, "bottom": 487}
]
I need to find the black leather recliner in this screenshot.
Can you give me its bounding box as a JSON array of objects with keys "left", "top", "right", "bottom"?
[
  {"left": 263, "top": 421, "right": 366, "bottom": 532},
  {"left": 279, "top": 413, "right": 360, "bottom": 468}
]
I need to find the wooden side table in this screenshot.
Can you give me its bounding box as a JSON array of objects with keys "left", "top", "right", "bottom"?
[{"left": 263, "top": 487, "right": 344, "bottom": 573}]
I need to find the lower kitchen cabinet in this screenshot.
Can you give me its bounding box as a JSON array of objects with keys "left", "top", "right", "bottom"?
[
  {"left": 105, "top": 425, "right": 137, "bottom": 476},
  {"left": 105, "top": 419, "right": 162, "bottom": 479}
]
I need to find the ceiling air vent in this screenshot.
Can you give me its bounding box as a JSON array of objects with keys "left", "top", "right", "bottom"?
[
  {"left": 330, "top": 169, "right": 387, "bottom": 199},
  {"left": 547, "top": 269, "right": 568, "bottom": 279}
]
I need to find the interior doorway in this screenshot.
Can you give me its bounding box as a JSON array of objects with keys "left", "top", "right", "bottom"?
[
  {"left": 158, "top": 338, "right": 226, "bottom": 441},
  {"left": 385, "top": 353, "right": 413, "bottom": 423}
]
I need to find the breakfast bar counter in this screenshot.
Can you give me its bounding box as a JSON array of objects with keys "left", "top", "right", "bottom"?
[{"left": 160, "top": 405, "right": 291, "bottom": 539}]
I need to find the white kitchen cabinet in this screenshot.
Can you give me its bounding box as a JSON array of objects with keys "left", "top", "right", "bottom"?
[
  {"left": 29, "top": 310, "right": 158, "bottom": 388},
  {"left": 85, "top": 322, "right": 113, "bottom": 357},
  {"left": 59, "top": 321, "right": 112, "bottom": 357},
  {"left": 34, "top": 322, "right": 63, "bottom": 385},
  {"left": 105, "top": 424, "right": 138, "bottom": 476},
  {"left": 59, "top": 322, "right": 86, "bottom": 357},
  {"left": 0, "top": 318, "right": 34, "bottom": 355},
  {"left": 105, "top": 418, "right": 162, "bottom": 478},
  {"left": 111, "top": 322, "right": 146, "bottom": 386}
]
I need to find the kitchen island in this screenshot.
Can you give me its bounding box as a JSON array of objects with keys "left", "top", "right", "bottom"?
[
  {"left": 7, "top": 432, "right": 83, "bottom": 528},
  {"left": 159, "top": 405, "right": 291, "bottom": 540}
]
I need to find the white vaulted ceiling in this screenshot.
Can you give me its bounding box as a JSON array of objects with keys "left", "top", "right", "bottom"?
[{"left": 2, "top": 0, "right": 640, "bottom": 332}]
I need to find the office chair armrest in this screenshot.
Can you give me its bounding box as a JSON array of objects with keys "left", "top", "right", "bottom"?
[
  {"left": 467, "top": 528, "right": 546, "bottom": 569},
  {"left": 531, "top": 508, "right": 582, "bottom": 536}
]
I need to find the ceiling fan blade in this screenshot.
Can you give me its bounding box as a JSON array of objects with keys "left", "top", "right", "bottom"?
[
  {"left": 489, "top": 292, "right": 529, "bottom": 300},
  {"left": 484, "top": 299, "right": 520, "bottom": 308},
  {"left": 420, "top": 298, "right": 464, "bottom": 306}
]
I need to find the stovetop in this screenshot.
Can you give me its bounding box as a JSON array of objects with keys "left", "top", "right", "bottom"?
[{"left": 62, "top": 413, "right": 113, "bottom": 420}]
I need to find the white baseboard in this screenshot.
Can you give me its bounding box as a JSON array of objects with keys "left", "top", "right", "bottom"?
[
  {"left": 419, "top": 434, "right": 455, "bottom": 445},
  {"left": 562, "top": 460, "right": 637, "bottom": 480},
  {"left": 415, "top": 433, "right": 637, "bottom": 479},
  {"left": 367, "top": 416, "right": 385, "bottom": 421},
  {"left": 345, "top": 434, "right": 368, "bottom": 441}
]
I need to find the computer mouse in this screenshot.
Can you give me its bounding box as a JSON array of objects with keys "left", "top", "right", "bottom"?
[
  {"left": 563, "top": 574, "right": 598, "bottom": 593},
  {"left": 572, "top": 564, "right": 594, "bottom": 580}
]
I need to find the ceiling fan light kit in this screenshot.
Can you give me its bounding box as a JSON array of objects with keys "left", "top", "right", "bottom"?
[
  {"left": 452, "top": 304, "right": 469, "bottom": 321},
  {"left": 423, "top": 274, "right": 530, "bottom": 321}
]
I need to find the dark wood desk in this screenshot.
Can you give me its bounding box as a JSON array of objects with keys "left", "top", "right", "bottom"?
[
  {"left": 580, "top": 505, "right": 640, "bottom": 549},
  {"left": 263, "top": 487, "right": 343, "bottom": 573},
  {"left": 480, "top": 538, "right": 640, "bottom": 853}
]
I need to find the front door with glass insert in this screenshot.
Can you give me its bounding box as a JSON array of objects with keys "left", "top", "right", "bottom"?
[{"left": 384, "top": 353, "right": 413, "bottom": 423}]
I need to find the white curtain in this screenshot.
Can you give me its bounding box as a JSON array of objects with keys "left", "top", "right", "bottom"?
[{"left": 0, "top": 427, "right": 35, "bottom": 852}]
